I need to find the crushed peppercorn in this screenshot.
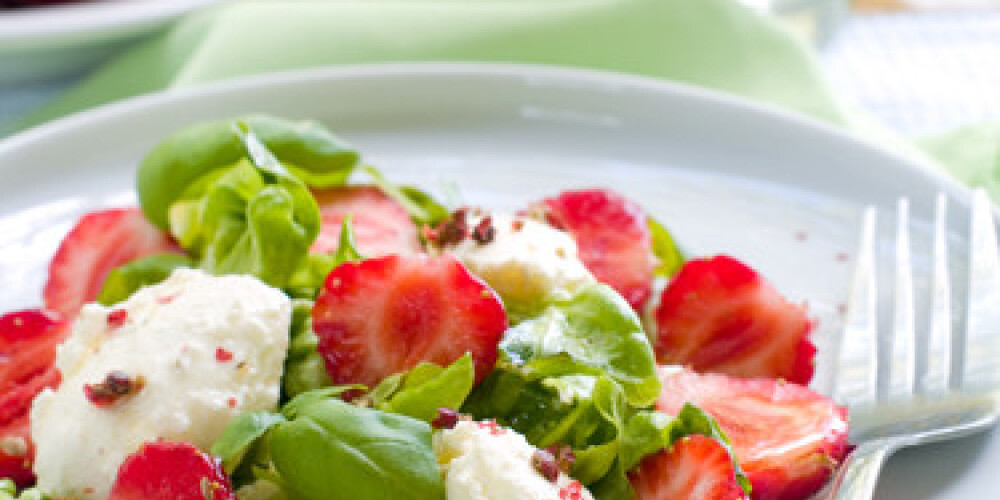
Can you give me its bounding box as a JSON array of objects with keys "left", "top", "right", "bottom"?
[
  {"left": 471, "top": 216, "right": 495, "bottom": 244},
  {"left": 435, "top": 208, "right": 469, "bottom": 246},
  {"left": 83, "top": 371, "right": 146, "bottom": 408},
  {"left": 532, "top": 449, "right": 560, "bottom": 483},
  {"left": 432, "top": 408, "right": 460, "bottom": 429},
  {"left": 545, "top": 443, "right": 576, "bottom": 474}
]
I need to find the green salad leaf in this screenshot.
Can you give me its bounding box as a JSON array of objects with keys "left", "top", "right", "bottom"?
[
  {"left": 370, "top": 354, "right": 475, "bottom": 423},
  {"left": 361, "top": 165, "right": 450, "bottom": 227},
  {"left": 213, "top": 389, "right": 444, "bottom": 500},
  {"left": 166, "top": 124, "right": 322, "bottom": 289},
  {"left": 211, "top": 411, "right": 287, "bottom": 475},
  {"left": 138, "top": 115, "right": 359, "bottom": 229},
  {"left": 0, "top": 479, "right": 46, "bottom": 500},
  {"left": 282, "top": 300, "right": 333, "bottom": 399},
  {"left": 286, "top": 214, "right": 366, "bottom": 298},
  {"left": 97, "top": 253, "right": 192, "bottom": 305},
  {"left": 648, "top": 216, "right": 685, "bottom": 277},
  {"left": 499, "top": 283, "right": 660, "bottom": 407}
]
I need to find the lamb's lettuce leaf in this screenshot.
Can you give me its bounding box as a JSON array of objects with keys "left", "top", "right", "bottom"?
[
  {"left": 361, "top": 165, "right": 450, "bottom": 227},
  {"left": 282, "top": 300, "right": 333, "bottom": 399},
  {"left": 369, "top": 354, "right": 475, "bottom": 423},
  {"left": 648, "top": 216, "right": 684, "bottom": 277},
  {"left": 499, "top": 283, "right": 660, "bottom": 407},
  {"left": 97, "top": 253, "right": 192, "bottom": 305},
  {"left": 286, "top": 214, "right": 366, "bottom": 298},
  {"left": 165, "top": 123, "right": 322, "bottom": 289}
]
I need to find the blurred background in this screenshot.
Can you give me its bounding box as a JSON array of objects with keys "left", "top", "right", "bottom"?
[
  {"left": 757, "top": 0, "right": 1000, "bottom": 136},
  {"left": 1, "top": 0, "right": 999, "bottom": 141}
]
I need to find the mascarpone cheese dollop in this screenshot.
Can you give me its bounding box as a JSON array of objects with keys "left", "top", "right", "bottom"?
[
  {"left": 434, "top": 420, "right": 595, "bottom": 500},
  {"left": 443, "top": 212, "right": 594, "bottom": 314},
  {"left": 30, "top": 268, "right": 291, "bottom": 500}
]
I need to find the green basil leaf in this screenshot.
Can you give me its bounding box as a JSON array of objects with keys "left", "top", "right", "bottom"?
[
  {"left": 269, "top": 398, "right": 444, "bottom": 500},
  {"left": 379, "top": 354, "right": 475, "bottom": 423},
  {"left": 138, "top": 115, "right": 359, "bottom": 229},
  {"left": 500, "top": 283, "right": 660, "bottom": 407},
  {"left": 281, "top": 386, "right": 366, "bottom": 420},
  {"left": 97, "top": 253, "right": 192, "bottom": 305},
  {"left": 648, "top": 216, "right": 685, "bottom": 277},
  {"left": 211, "top": 411, "right": 287, "bottom": 475}
]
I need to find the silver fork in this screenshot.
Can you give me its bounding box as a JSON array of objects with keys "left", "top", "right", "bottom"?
[{"left": 827, "top": 189, "right": 1000, "bottom": 500}]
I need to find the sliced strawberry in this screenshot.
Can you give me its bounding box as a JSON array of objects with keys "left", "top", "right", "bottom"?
[
  {"left": 532, "top": 188, "right": 657, "bottom": 310},
  {"left": 43, "top": 208, "right": 181, "bottom": 317},
  {"left": 653, "top": 255, "right": 816, "bottom": 384},
  {"left": 0, "top": 417, "right": 34, "bottom": 488},
  {"left": 107, "top": 441, "right": 234, "bottom": 500},
  {"left": 630, "top": 434, "right": 748, "bottom": 500},
  {"left": 310, "top": 186, "right": 421, "bottom": 257},
  {"left": 656, "top": 368, "right": 849, "bottom": 500},
  {"left": 313, "top": 254, "right": 506, "bottom": 387},
  {"left": 0, "top": 309, "right": 70, "bottom": 487}
]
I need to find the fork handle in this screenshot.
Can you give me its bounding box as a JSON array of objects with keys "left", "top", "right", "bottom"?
[{"left": 827, "top": 440, "right": 897, "bottom": 500}]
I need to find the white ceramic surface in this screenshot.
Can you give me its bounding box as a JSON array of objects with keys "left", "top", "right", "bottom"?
[
  {"left": 0, "top": 63, "right": 994, "bottom": 498},
  {"left": 0, "top": 0, "right": 218, "bottom": 84}
]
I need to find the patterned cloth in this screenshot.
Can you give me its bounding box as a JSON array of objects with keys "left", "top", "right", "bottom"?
[{"left": 824, "top": 10, "right": 1000, "bottom": 135}]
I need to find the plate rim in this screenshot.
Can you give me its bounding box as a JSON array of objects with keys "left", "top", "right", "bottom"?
[
  {"left": 0, "top": 0, "right": 218, "bottom": 49},
  {"left": 0, "top": 61, "right": 971, "bottom": 200}
]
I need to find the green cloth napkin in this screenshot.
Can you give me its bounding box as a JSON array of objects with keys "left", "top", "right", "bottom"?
[{"left": 23, "top": 0, "right": 997, "bottom": 197}]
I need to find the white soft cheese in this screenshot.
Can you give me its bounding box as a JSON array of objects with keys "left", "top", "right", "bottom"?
[
  {"left": 434, "top": 420, "right": 595, "bottom": 500},
  {"left": 30, "top": 268, "right": 291, "bottom": 500},
  {"left": 444, "top": 212, "right": 594, "bottom": 313}
]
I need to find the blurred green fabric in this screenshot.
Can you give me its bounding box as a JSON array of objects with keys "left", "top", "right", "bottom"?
[{"left": 23, "top": 0, "right": 997, "bottom": 196}]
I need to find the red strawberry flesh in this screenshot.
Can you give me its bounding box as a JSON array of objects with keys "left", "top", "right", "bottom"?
[
  {"left": 310, "top": 186, "right": 421, "bottom": 257},
  {"left": 0, "top": 309, "right": 69, "bottom": 487},
  {"left": 630, "top": 434, "right": 748, "bottom": 500},
  {"left": 43, "top": 208, "right": 181, "bottom": 317},
  {"left": 656, "top": 367, "right": 849, "bottom": 500},
  {"left": 313, "top": 254, "right": 506, "bottom": 387},
  {"left": 107, "top": 441, "right": 234, "bottom": 500},
  {"left": 653, "top": 255, "right": 816, "bottom": 384},
  {"left": 535, "top": 188, "right": 657, "bottom": 310}
]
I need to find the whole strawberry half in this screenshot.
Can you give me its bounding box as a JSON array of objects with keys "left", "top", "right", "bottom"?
[
  {"left": 310, "top": 186, "right": 422, "bottom": 257},
  {"left": 43, "top": 208, "right": 181, "bottom": 317},
  {"left": 653, "top": 255, "right": 816, "bottom": 384},
  {"left": 313, "top": 254, "right": 507, "bottom": 387},
  {"left": 107, "top": 441, "right": 234, "bottom": 500},
  {"left": 656, "top": 368, "right": 849, "bottom": 500},
  {"left": 0, "top": 309, "right": 69, "bottom": 487},
  {"left": 532, "top": 188, "right": 657, "bottom": 311},
  {"left": 630, "top": 434, "right": 748, "bottom": 500}
]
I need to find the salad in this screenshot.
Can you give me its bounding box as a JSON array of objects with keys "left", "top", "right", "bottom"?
[{"left": 0, "top": 115, "right": 849, "bottom": 500}]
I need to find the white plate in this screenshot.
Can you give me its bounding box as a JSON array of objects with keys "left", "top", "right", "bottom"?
[
  {"left": 0, "top": 63, "right": 994, "bottom": 498},
  {"left": 0, "top": 0, "right": 218, "bottom": 84}
]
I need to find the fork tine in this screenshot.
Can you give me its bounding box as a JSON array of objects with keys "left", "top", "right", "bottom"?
[
  {"left": 962, "top": 189, "right": 1000, "bottom": 391},
  {"left": 836, "top": 206, "right": 879, "bottom": 406},
  {"left": 887, "top": 198, "right": 916, "bottom": 400},
  {"left": 921, "top": 194, "right": 951, "bottom": 395}
]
